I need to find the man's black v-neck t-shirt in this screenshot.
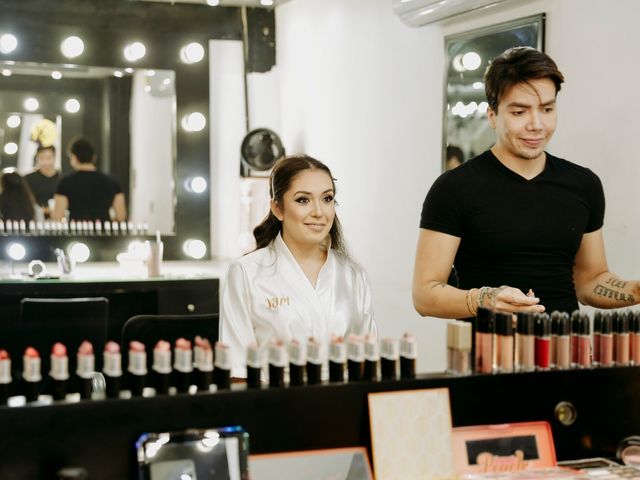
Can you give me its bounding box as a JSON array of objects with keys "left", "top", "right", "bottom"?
[{"left": 420, "top": 150, "right": 605, "bottom": 314}]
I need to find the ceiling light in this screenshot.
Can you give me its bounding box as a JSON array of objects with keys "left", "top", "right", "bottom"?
[
  {"left": 65, "top": 98, "right": 81, "bottom": 113},
  {"left": 68, "top": 242, "right": 90, "bottom": 263},
  {"left": 113, "top": 70, "right": 124, "bottom": 78},
  {"left": 6, "top": 115, "right": 21, "bottom": 128},
  {"left": 260, "top": 0, "right": 274, "bottom": 5},
  {"left": 472, "top": 81, "right": 483, "bottom": 90},
  {"left": 61, "top": 36, "right": 85, "bottom": 59},
  {"left": 124, "top": 67, "right": 134, "bottom": 74},
  {"left": 180, "top": 42, "right": 205, "bottom": 64},
  {"left": 181, "top": 112, "right": 206, "bottom": 132},
  {"left": 0, "top": 33, "right": 18, "bottom": 54},
  {"left": 124, "top": 42, "right": 146, "bottom": 62},
  {"left": 4, "top": 142, "right": 18, "bottom": 155},
  {"left": 51, "top": 71, "right": 62, "bottom": 80},
  {"left": 7, "top": 242, "right": 26, "bottom": 261},
  {"left": 145, "top": 69, "right": 156, "bottom": 77},
  {"left": 206, "top": 0, "right": 220, "bottom": 5},
  {"left": 183, "top": 239, "right": 207, "bottom": 259},
  {"left": 1, "top": 69, "right": 11, "bottom": 76},
  {"left": 24, "top": 97, "right": 39, "bottom": 111}
]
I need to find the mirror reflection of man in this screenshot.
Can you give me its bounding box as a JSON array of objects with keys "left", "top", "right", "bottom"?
[
  {"left": 51, "top": 137, "right": 127, "bottom": 223},
  {"left": 24, "top": 145, "right": 60, "bottom": 218},
  {"left": 413, "top": 47, "right": 640, "bottom": 319}
]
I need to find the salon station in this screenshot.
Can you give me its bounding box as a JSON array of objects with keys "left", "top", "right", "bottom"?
[{"left": 0, "top": 0, "right": 639, "bottom": 478}]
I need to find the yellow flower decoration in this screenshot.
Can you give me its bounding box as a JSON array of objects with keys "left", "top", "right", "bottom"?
[{"left": 30, "top": 118, "right": 58, "bottom": 147}]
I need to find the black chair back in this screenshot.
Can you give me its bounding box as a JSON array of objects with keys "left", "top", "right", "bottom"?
[
  {"left": 20, "top": 297, "right": 109, "bottom": 377},
  {"left": 121, "top": 313, "right": 219, "bottom": 370}
]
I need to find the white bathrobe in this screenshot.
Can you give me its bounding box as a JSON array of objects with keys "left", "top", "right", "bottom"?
[{"left": 219, "top": 233, "right": 376, "bottom": 377}]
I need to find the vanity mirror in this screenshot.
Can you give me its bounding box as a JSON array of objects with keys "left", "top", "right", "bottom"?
[{"left": 443, "top": 14, "right": 545, "bottom": 170}]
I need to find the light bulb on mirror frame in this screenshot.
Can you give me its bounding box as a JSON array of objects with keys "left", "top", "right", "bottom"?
[
  {"left": 7, "top": 242, "right": 26, "bottom": 261},
  {"left": 24, "top": 97, "right": 39, "bottom": 112},
  {"left": 185, "top": 176, "right": 208, "bottom": 194},
  {"left": 181, "top": 112, "right": 206, "bottom": 132},
  {"left": 180, "top": 42, "right": 205, "bottom": 64},
  {"left": 0, "top": 33, "right": 18, "bottom": 54},
  {"left": 68, "top": 242, "right": 90, "bottom": 263},
  {"left": 60, "top": 35, "right": 85, "bottom": 59},
  {"left": 183, "top": 239, "right": 207, "bottom": 259}
]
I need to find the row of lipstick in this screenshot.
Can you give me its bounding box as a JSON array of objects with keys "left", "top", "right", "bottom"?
[
  {"left": 447, "top": 307, "right": 640, "bottom": 375},
  {"left": 245, "top": 334, "right": 417, "bottom": 388},
  {"left": 0, "top": 218, "right": 149, "bottom": 236},
  {"left": 0, "top": 333, "right": 419, "bottom": 405},
  {"left": 0, "top": 337, "right": 224, "bottom": 405}
]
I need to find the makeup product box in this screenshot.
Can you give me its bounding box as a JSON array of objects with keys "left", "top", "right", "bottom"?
[{"left": 452, "top": 421, "right": 556, "bottom": 476}]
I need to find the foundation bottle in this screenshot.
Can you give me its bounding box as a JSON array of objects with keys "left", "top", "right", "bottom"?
[{"left": 494, "top": 312, "right": 514, "bottom": 374}]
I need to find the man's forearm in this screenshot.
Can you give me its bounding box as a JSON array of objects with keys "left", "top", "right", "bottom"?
[
  {"left": 413, "top": 280, "right": 475, "bottom": 319},
  {"left": 578, "top": 273, "right": 640, "bottom": 308}
]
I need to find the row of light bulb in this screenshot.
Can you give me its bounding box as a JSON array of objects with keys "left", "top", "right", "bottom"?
[
  {"left": 5, "top": 238, "right": 208, "bottom": 262},
  {"left": 449, "top": 100, "right": 489, "bottom": 119},
  {"left": 205, "top": 0, "right": 274, "bottom": 5},
  {"left": 0, "top": 33, "right": 207, "bottom": 64}
]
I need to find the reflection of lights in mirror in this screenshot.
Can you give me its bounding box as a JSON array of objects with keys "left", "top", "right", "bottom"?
[
  {"left": 4, "top": 142, "right": 18, "bottom": 155},
  {"left": 183, "top": 239, "right": 207, "bottom": 260},
  {"left": 145, "top": 69, "right": 156, "bottom": 77},
  {"left": 124, "top": 42, "right": 146, "bottom": 62},
  {"left": 65, "top": 98, "right": 81, "bottom": 113},
  {"left": 186, "top": 176, "right": 208, "bottom": 194},
  {"left": 443, "top": 14, "right": 544, "bottom": 171},
  {"left": 51, "top": 71, "right": 62, "bottom": 80},
  {"left": 180, "top": 42, "right": 205, "bottom": 64},
  {"left": 261, "top": 0, "right": 274, "bottom": 5},
  {"left": 2, "top": 69, "right": 11, "bottom": 77},
  {"left": 461, "top": 51, "right": 481, "bottom": 70},
  {"left": 7, "top": 242, "right": 26, "bottom": 261},
  {"left": 181, "top": 112, "right": 206, "bottom": 133},
  {"left": 0, "top": 33, "right": 18, "bottom": 54},
  {"left": 69, "top": 242, "right": 90, "bottom": 263},
  {"left": 60, "top": 36, "right": 85, "bottom": 59},
  {"left": 6, "top": 115, "right": 21, "bottom": 128},
  {"left": 206, "top": 0, "right": 220, "bottom": 5},
  {"left": 113, "top": 70, "right": 124, "bottom": 78},
  {"left": 24, "top": 97, "right": 39, "bottom": 111}
]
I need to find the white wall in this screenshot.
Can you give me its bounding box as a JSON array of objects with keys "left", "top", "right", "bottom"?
[{"left": 275, "top": 0, "right": 640, "bottom": 372}]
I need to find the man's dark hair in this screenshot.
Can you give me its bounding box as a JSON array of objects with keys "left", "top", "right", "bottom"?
[
  {"left": 484, "top": 47, "right": 565, "bottom": 113},
  {"left": 446, "top": 145, "right": 464, "bottom": 164},
  {"left": 67, "top": 137, "right": 95, "bottom": 164},
  {"left": 36, "top": 145, "right": 56, "bottom": 156}
]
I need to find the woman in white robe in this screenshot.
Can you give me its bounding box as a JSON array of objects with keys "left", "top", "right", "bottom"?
[{"left": 219, "top": 154, "right": 377, "bottom": 378}]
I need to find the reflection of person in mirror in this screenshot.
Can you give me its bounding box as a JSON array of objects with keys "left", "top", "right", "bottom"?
[
  {"left": 0, "top": 169, "right": 41, "bottom": 223},
  {"left": 51, "top": 137, "right": 127, "bottom": 223},
  {"left": 445, "top": 145, "right": 465, "bottom": 170},
  {"left": 219, "top": 154, "right": 377, "bottom": 379},
  {"left": 24, "top": 145, "right": 60, "bottom": 218},
  {"left": 414, "top": 46, "right": 640, "bottom": 320}
]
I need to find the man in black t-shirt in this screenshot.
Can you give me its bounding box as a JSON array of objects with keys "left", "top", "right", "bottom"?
[
  {"left": 413, "top": 47, "right": 640, "bottom": 318},
  {"left": 51, "top": 137, "right": 127, "bottom": 223},
  {"left": 24, "top": 145, "right": 60, "bottom": 217}
]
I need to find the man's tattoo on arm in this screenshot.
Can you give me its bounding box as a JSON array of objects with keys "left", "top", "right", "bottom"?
[
  {"left": 605, "top": 277, "right": 628, "bottom": 289},
  {"left": 430, "top": 282, "right": 447, "bottom": 289},
  {"left": 593, "top": 284, "right": 635, "bottom": 304}
]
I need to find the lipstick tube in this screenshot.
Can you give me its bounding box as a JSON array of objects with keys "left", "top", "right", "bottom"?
[
  {"left": 599, "top": 313, "right": 614, "bottom": 367},
  {"left": 616, "top": 312, "right": 630, "bottom": 366},
  {"left": 549, "top": 312, "right": 560, "bottom": 368},
  {"left": 50, "top": 343, "right": 69, "bottom": 401},
  {"left": 495, "top": 312, "right": 514, "bottom": 374},
  {"left": 268, "top": 340, "right": 286, "bottom": 388},
  {"left": 213, "top": 342, "right": 231, "bottom": 390},
  {"left": 577, "top": 313, "right": 592, "bottom": 368},
  {"left": 570, "top": 310, "right": 581, "bottom": 368},
  {"left": 194, "top": 336, "right": 213, "bottom": 392},
  {"left": 23, "top": 347, "right": 42, "bottom": 402},
  {"left": 363, "top": 334, "right": 379, "bottom": 381},
  {"left": 592, "top": 311, "right": 602, "bottom": 366},
  {"left": 475, "top": 307, "right": 494, "bottom": 374},
  {"left": 173, "top": 338, "right": 193, "bottom": 394},
  {"left": 103, "top": 341, "right": 122, "bottom": 398},
  {"left": 328, "top": 337, "right": 346, "bottom": 383},
  {"left": 0, "top": 349, "right": 11, "bottom": 405},
  {"left": 152, "top": 340, "right": 172, "bottom": 395},
  {"left": 400, "top": 333, "right": 417, "bottom": 379},
  {"left": 380, "top": 338, "right": 400, "bottom": 380},
  {"left": 516, "top": 313, "right": 535, "bottom": 372},
  {"left": 347, "top": 335, "right": 365, "bottom": 382},
  {"left": 127, "top": 341, "right": 147, "bottom": 397},
  {"left": 556, "top": 314, "right": 571, "bottom": 369},
  {"left": 611, "top": 311, "right": 619, "bottom": 363},
  {"left": 631, "top": 312, "right": 640, "bottom": 365},
  {"left": 288, "top": 339, "right": 306, "bottom": 386},
  {"left": 246, "top": 343, "right": 263, "bottom": 389},
  {"left": 306, "top": 337, "right": 323, "bottom": 385},
  {"left": 535, "top": 313, "right": 551, "bottom": 371},
  {"left": 76, "top": 341, "right": 95, "bottom": 400}
]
